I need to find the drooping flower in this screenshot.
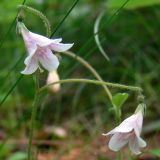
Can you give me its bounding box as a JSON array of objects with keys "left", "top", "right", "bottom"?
[
  {"left": 17, "top": 22, "right": 73, "bottom": 75},
  {"left": 47, "top": 70, "right": 60, "bottom": 93},
  {"left": 102, "top": 104, "right": 147, "bottom": 155}
]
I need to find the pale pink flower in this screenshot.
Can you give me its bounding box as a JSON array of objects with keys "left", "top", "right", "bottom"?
[
  {"left": 18, "top": 22, "right": 73, "bottom": 75},
  {"left": 102, "top": 106, "right": 146, "bottom": 155}
]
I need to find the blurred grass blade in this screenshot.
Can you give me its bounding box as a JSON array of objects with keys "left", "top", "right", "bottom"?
[
  {"left": 22, "top": 0, "right": 27, "bottom": 5},
  {"left": 0, "top": 54, "right": 24, "bottom": 86},
  {"left": 0, "top": 18, "right": 16, "bottom": 49},
  {"left": 0, "top": 75, "right": 23, "bottom": 107},
  {"left": 50, "top": 0, "right": 79, "bottom": 37},
  {"left": 94, "top": 11, "right": 110, "bottom": 61},
  {"left": 107, "top": 0, "right": 160, "bottom": 10},
  {"left": 0, "top": 0, "right": 27, "bottom": 50}
]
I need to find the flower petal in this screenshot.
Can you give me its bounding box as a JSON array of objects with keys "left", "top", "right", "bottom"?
[
  {"left": 49, "top": 42, "right": 74, "bottom": 52},
  {"left": 137, "top": 137, "right": 147, "bottom": 148},
  {"left": 21, "top": 29, "right": 37, "bottom": 55},
  {"left": 105, "top": 120, "right": 134, "bottom": 136},
  {"left": 129, "top": 136, "right": 142, "bottom": 155},
  {"left": 38, "top": 49, "right": 59, "bottom": 72},
  {"left": 30, "top": 32, "right": 53, "bottom": 45},
  {"left": 21, "top": 55, "right": 38, "bottom": 75},
  {"left": 29, "top": 32, "right": 63, "bottom": 46},
  {"left": 108, "top": 133, "right": 128, "bottom": 152},
  {"left": 133, "top": 111, "right": 143, "bottom": 137},
  {"left": 52, "top": 38, "right": 62, "bottom": 43}
]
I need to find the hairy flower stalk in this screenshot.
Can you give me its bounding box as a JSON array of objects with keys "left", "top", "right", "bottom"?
[
  {"left": 103, "top": 103, "right": 147, "bottom": 155},
  {"left": 17, "top": 22, "right": 73, "bottom": 74}
]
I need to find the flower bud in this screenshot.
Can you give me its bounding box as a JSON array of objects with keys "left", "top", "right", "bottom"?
[{"left": 47, "top": 70, "right": 60, "bottom": 93}]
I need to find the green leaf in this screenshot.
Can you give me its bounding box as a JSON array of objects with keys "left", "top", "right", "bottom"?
[
  {"left": 150, "top": 149, "right": 160, "bottom": 157},
  {"left": 112, "top": 93, "right": 129, "bottom": 114},
  {"left": 8, "top": 152, "right": 27, "bottom": 160},
  {"left": 107, "top": 0, "right": 160, "bottom": 10}
]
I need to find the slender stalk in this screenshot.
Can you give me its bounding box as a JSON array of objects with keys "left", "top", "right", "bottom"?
[
  {"left": 28, "top": 72, "right": 40, "bottom": 160},
  {"left": 39, "top": 78, "right": 142, "bottom": 93},
  {"left": 117, "top": 151, "right": 122, "bottom": 160},
  {"left": 62, "top": 51, "right": 113, "bottom": 102}
]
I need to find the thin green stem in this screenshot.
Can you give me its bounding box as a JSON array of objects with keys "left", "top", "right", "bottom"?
[
  {"left": 62, "top": 51, "right": 113, "bottom": 102},
  {"left": 18, "top": 5, "right": 51, "bottom": 37},
  {"left": 117, "top": 151, "right": 122, "bottom": 160},
  {"left": 28, "top": 72, "right": 40, "bottom": 160},
  {"left": 39, "top": 78, "right": 142, "bottom": 93},
  {"left": 116, "top": 113, "right": 121, "bottom": 125}
]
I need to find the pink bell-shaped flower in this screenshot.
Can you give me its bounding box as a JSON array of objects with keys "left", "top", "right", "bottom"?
[
  {"left": 102, "top": 104, "right": 147, "bottom": 155},
  {"left": 17, "top": 22, "right": 73, "bottom": 75}
]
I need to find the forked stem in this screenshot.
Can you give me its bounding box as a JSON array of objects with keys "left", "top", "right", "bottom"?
[
  {"left": 39, "top": 78, "right": 142, "bottom": 93},
  {"left": 62, "top": 51, "right": 113, "bottom": 102}
]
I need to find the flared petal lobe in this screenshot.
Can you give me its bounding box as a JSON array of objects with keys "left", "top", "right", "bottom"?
[
  {"left": 28, "top": 32, "right": 62, "bottom": 46},
  {"left": 21, "top": 55, "right": 38, "bottom": 74},
  {"left": 49, "top": 42, "right": 74, "bottom": 52},
  {"left": 133, "top": 111, "right": 143, "bottom": 137},
  {"left": 21, "top": 29, "right": 37, "bottom": 55},
  {"left": 129, "top": 136, "right": 146, "bottom": 155},
  {"left": 38, "top": 48, "right": 59, "bottom": 72},
  {"left": 108, "top": 133, "right": 128, "bottom": 151}
]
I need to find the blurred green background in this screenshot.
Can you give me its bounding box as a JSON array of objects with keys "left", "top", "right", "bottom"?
[{"left": 0, "top": 0, "right": 160, "bottom": 159}]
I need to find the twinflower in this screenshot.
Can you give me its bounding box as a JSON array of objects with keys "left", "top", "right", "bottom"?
[
  {"left": 102, "top": 104, "right": 147, "bottom": 155},
  {"left": 17, "top": 22, "right": 73, "bottom": 75}
]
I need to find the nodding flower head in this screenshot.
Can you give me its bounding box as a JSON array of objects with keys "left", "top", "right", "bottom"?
[
  {"left": 17, "top": 22, "right": 74, "bottom": 75},
  {"left": 103, "top": 104, "right": 147, "bottom": 155}
]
